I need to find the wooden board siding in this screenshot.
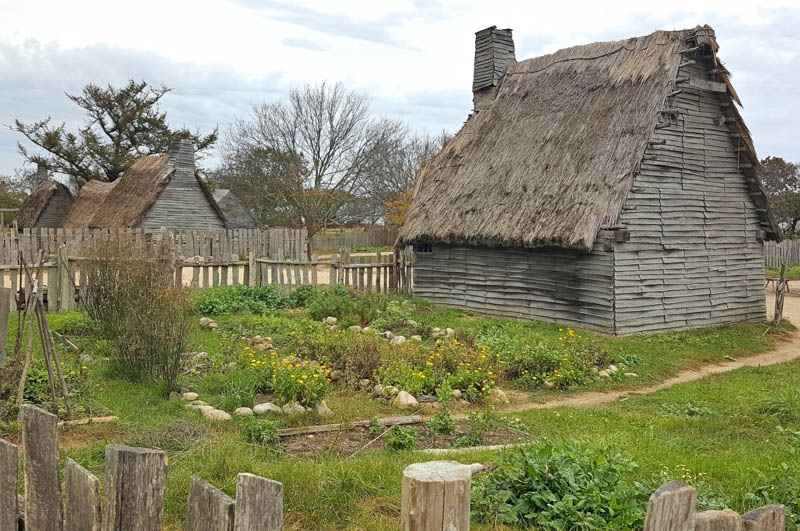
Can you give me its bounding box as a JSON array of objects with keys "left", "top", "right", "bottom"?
[
  {"left": 217, "top": 193, "right": 256, "bottom": 229},
  {"left": 36, "top": 189, "right": 72, "bottom": 228},
  {"left": 613, "top": 59, "right": 766, "bottom": 335},
  {"left": 142, "top": 168, "right": 225, "bottom": 231},
  {"left": 412, "top": 234, "right": 615, "bottom": 333}
]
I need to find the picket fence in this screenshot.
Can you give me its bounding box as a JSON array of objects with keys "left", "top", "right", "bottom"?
[
  {"left": 311, "top": 226, "right": 398, "bottom": 251},
  {"left": 1, "top": 404, "right": 283, "bottom": 530},
  {"left": 764, "top": 240, "right": 800, "bottom": 267},
  {"left": 0, "top": 227, "right": 307, "bottom": 263}
]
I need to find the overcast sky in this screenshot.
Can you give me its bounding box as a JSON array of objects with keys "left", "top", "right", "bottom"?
[{"left": 1, "top": 0, "right": 798, "bottom": 176}]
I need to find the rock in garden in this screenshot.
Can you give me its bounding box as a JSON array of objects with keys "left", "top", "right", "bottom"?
[
  {"left": 204, "top": 409, "right": 232, "bottom": 421},
  {"left": 432, "top": 327, "right": 442, "bottom": 333},
  {"left": 348, "top": 325, "right": 362, "bottom": 333},
  {"left": 325, "top": 316, "right": 338, "bottom": 325},
  {"left": 404, "top": 319, "right": 418, "bottom": 327},
  {"left": 329, "top": 370, "right": 343, "bottom": 381},
  {"left": 383, "top": 331, "right": 394, "bottom": 339},
  {"left": 392, "top": 391, "right": 418, "bottom": 409},
  {"left": 598, "top": 370, "right": 610, "bottom": 379},
  {"left": 410, "top": 335, "right": 422, "bottom": 341},
  {"left": 199, "top": 317, "right": 213, "bottom": 327},
  {"left": 282, "top": 402, "right": 306, "bottom": 414},
  {"left": 169, "top": 391, "right": 180, "bottom": 400},
  {"left": 452, "top": 389, "right": 462, "bottom": 399},
  {"left": 386, "top": 386, "right": 399, "bottom": 396},
  {"left": 233, "top": 407, "right": 254, "bottom": 416},
  {"left": 390, "top": 335, "right": 406, "bottom": 345},
  {"left": 608, "top": 364, "right": 619, "bottom": 373},
  {"left": 315, "top": 401, "right": 333, "bottom": 416},
  {"left": 186, "top": 404, "right": 214, "bottom": 412},
  {"left": 182, "top": 392, "right": 199, "bottom": 401},
  {"left": 488, "top": 388, "right": 509, "bottom": 405},
  {"left": 191, "top": 400, "right": 209, "bottom": 406},
  {"left": 445, "top": 328, "right": 455, "bottom": 337},
  {"left": 417, "top": 394, "right": 438, "bottom": 403},
  {"left": 253, "top": 402, "right": 282, "bottom": 415},
  {"left": 544, "top": 381, "right": 556, "bottom": 389},
  {"left": 193, "top": 352, "right": 209, "bottom": 361},
  {"left": 359, "top": 379, "right": 372, "bottom": 389},
  {"left": 624, "top": 372, "right": 638, "bottom": 377},
  {"left": 207, "top": 321, "right": 219, "bottom": 329},
  {"left": 372, "top": 384, "right": 385, "bottom": 397}
]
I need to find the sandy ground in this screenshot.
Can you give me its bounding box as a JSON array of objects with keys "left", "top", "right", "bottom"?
[{"left": 499, "top": 283, "right": 800, "bottom": 413}]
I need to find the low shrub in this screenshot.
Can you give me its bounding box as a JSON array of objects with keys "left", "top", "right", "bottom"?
[
  {"left": 216, "top": 371, "right": 260, "bottom": 412},
  {"left": 271, "top": 358, "right": 330, "bottom": 406},
  {"left": 305, "top": 285, "right": 354, "bottom": 321},
  {"left": 472, "top": 441, "right": 648, "bottom": 529},
  {"left": 194, "top": 285, "right": 291, "bottom": 315},
  {"left": 384, "top": 426, "right": 417, "bottom": 452},
  {"left": 289, "top": 325, "right": 385, "bottom": 381},
  {"left": 426, "top": 381, "right": 455, "bottom": 435},
  {"left": 242, "top": 417, "right": 280, "bottom": 446}
]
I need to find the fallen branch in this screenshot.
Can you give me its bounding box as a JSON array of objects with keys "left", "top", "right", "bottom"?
[
  {"left": 52, "top": 330, "right": 80, "bottom": 353},
  {"left": 58, "top": 415, "right": 118, "bottom": 427}
]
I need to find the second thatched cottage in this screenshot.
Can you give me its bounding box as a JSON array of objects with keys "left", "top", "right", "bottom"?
[{"left": 398, "top": 25, "right": 779, "bottom": 335}]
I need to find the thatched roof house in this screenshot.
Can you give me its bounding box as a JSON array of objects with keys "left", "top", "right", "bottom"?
[
  {"left": 63, "top": 139, "right": 227, "bottom": 230},
  {"left": 17, "top": 165, "right": 74, "bottom": 228},
  {"left": 399, "top": 25, "right": 778, "bottom": 335},
  {"left": 213, "top": 189, "right": 257, "bottom": 229}
]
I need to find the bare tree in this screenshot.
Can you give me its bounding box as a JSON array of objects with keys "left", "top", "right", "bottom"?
[{"left": 222, "top": 82, "right": 405, "bottom": 253}]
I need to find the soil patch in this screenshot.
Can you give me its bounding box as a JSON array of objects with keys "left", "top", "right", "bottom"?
[{"left": 281, "top": 420, "right": 530, "bottom": 459}]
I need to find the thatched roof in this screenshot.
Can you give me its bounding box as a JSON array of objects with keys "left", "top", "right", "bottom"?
[
  {"left": 62, "top": 179, "right": 118, "bottom": 227},
  {"left": 17, "top": 181, "right": 73, "bottom": 228},
  {"left": 64, "top": 154, "right": 227, "bottom": 228},
  {"left": 398, "top": 26, "right": 779, "bottom": 251}
]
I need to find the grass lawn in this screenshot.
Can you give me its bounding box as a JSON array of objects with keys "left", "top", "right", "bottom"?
[
  {"left": 766, "top": 265, "right": 800, "bottom": 280},
  {"left": 1, "top": 288, "right": 797, "bottom": 529}
]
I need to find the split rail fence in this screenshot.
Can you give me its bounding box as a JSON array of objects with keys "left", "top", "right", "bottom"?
[{"left": 1, "top": 404, "right": 283, "bottom": 530}]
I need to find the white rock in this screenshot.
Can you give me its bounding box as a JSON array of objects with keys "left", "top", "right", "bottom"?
[
  {"left": 315, "top": 400, "right": 333, "bottom": 416},
  {"left": 185, "top": 403, "right": 214, "bottom": 411},
  {"left": 445, "top": 328, "right": 455, "bottom": 337},
  {"left": 386, "top": 386, "right": 400, "bottom": 396},
  {"left": 390, "top": 335, "right": 406, "bottom": 345},
  {"left": 544, "top": 381, "right": 556, "bottom": 389},
  {"left": 348, "top": 325, "right": 362, "bottom": 333},
  {"left": 182, "top": 392, "right": 199, "bottom": 401},
  {"left": 598, "top": 370, "right": 610, "bottom": 379},
  {"left": 383, "top": 331, "right": 394, "bottom": 339},
  {"left": 404, "top": 319, "right": 418, "bottom": 327},
  {"left": 432, "top": 327, "right": 442, "bottom": 333},
  {"left": 359, "top": 379, "right": 372, "bottom": 389},
  {"left": 488, "top": 388, "right": 509, "bottom": 405},
  {"left": 207, "top": 321, "right": 219, "bottom": 329},
  {"left": 372, "top": 384, "right": 385, "bottom": 397},
  {"left": 410, "top": 335, "right": 422, "bottom": 341},
  {"left": 325, "top": 316, "right": 338, "bottom": 325},
  {"left": 204, "top": 409, "right": 232, "bottom": 421},
  {"left": 282, "top": 402, "right": 306, "bottom": 414},
  {"left": 253, "top": 402, "right": 282, "bottom": 415},
  {"left": 193, "top": 352, "right": 209, "bottom": 361},
  {"left": 233, "top": 407, "right": 254, "bottom": 416},
  {"left": 608, "top": 364, "right": 619, "bottom": 373},
  {"left": 624, "top": 372, "right": 638, "bottom": 378},
  {"left": 452, "top": 389, "right": 462, "bottom": 399},
  {"left": 199, "top": 317, "right": 213, "bottom": 327},
  {"left": 190, "top": 400, "right": 208, "bottom": 406},
  {"left": 392, "top": 391, "right": 419, "bottom": 409}
]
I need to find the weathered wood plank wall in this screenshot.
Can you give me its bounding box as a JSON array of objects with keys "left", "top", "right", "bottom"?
[
  {"left": 412, "top": 233, "right": 616, "bottom": 333},
  {"left": 36, "top": 188, "right": 74, "bottom": 228},
  {"left": 614, "top": 57, "right": 766, "bottom": 334}
]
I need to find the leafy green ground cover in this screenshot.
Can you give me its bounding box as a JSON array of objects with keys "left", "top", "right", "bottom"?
[{"left": 766, "top": 265, "right": 800, "bottom": 280}]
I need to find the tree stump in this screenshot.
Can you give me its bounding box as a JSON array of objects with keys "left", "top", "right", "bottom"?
[
  {"left": 401, "top": 460, "right": 472, "bottom": 531},
  {"left": 644, "top": 481, "right": 697, "bottom": 531}
]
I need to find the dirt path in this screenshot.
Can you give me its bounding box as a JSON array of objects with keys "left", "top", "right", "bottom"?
[{"left": 500, "top": 285, "right": 800, "bottom": 413}]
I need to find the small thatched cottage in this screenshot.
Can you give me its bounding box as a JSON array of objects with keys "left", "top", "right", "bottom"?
[
  {"left": 17, "top": 165, "right": 74, "bottom": 228},
  {"left": 213, "top": 189, "right": 257, "bottom": 229},
  {"left": 398, "top": 25, "right": 779, "bottom": 335},
  {"left": 63, "top": 139, "right": 227, "bottom": 230}
]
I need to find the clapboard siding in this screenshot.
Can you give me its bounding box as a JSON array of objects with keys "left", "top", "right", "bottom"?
[
  {"left": 412, "top": 236, "right": 615, "bottom": 333},
  {"left": 613, "top": 59, "right": 766, "bottom": 335},
  {"left": 142, "top": 167, "right": 225, "bottom": 231},
  {"left": 36, "top": 190, "right": 73, "bottom": 228}
]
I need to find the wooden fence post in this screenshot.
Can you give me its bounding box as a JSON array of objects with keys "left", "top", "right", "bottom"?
[
  {"left": 21, "top": 404, "right": 63, "bottom": 531},
  {"left": 0, "top": 438, "right": 18, "bottom": 531},
  {"left": 102, "top": 445, "right": 168, "bottom": 531},
  {"left": 741, "top": 505, "right": 785, "bottom": 530},
  {"left": 0, "top": 287, "right": 11, "bottom": 369},
  {"left": 64, "top": 458, "right": 101, "bottom": 531},
  {"left": 694, "top": 509, "right": 743, "bottom": 530},
  {"left": 401, "top": 461, "right": 471, "bottom": 531},
  {"left": 57, "top": 244, "right": 73, "bottom": 311},
  {"left": 185, "top": 476, "right": 236, "bottom": 531},
  {"left": 248, "top": 250, "right": 258, "bottom": 286},
  {"left": 644, "top": 481, "right": 697, "bottom": 531},
  {"left": 233, "top": 473, "right": 283, "bottom": 531}
]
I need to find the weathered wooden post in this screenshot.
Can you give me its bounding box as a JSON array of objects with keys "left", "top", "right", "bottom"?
[
  {"left": 64, "top": 458, "right": 101, "bottom": 531},
  {"left": 0, "top": 287, "right": 11, "bottom": 369},
  {"left": 233, "top": 473, "right": 283, "bottom": 531},
  {"left": 741, "top": 505, "right": 785, "bottom": 530},
  {"left": 773, "top": 263, "right": 787, "bottom": 325},
  {"left": 401, "top": 461, "right": 472, "bottom": 531},
  {"left": 248, "top": 250, "right": 258, "bottom": 286},
  {"left": 102, "top": 445, "right": 168, "bottom": 531},
  {"left": 644, "top": 481, "right": 697, "bottom": 531},
  {"left": 185, "top": 476, "right": 236, "bottom": 531},
  {"left": 695, "top": 509, "right": 743, "bottom": 530},
  {"left": 0, "top": 438, "right": 18, "bottom": 531},
  {"left": 57, "top": 244, "right": 73, "bottom": 311},
  {"left": 22, "top": 404, "right": 63, "bottom": 531}
]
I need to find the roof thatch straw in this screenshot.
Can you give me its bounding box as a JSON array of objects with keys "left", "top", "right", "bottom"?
[
  {"left": 62, "top": 179, "right": 118, "bottom": 227},
  {"left": 64, "top": 154, "right": 227, "bottom": 229},
  {"left": 17, "top": 181, "right": 73, "bottom": 228},
  {"left": 398, "top": 26, "right": 778, "bottom": 251}
]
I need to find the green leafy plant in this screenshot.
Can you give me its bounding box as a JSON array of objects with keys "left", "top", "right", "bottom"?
[
  {"left": 194, "top": 285, "right": 291, "bottom": 315},
  {"left": 242, "top": 417, "right": 280, "bottom": 446},
  {"left": 216, "top": 371, "right": 260, "bottom": 412},
  {"left": 426, "top": 381, "right": 455, "bottom": 435},
  {"left": 661, "top": 402, "right": 715, "bottom": 417},
  {"left": 758, "top": 388, "right": 800, "bottom": 423},
  {"left": 384, "top": 426, "right": 417, "bottom": 452},
  {"left": 472, "top": 441, "right": 648, "bottom": 528}
]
